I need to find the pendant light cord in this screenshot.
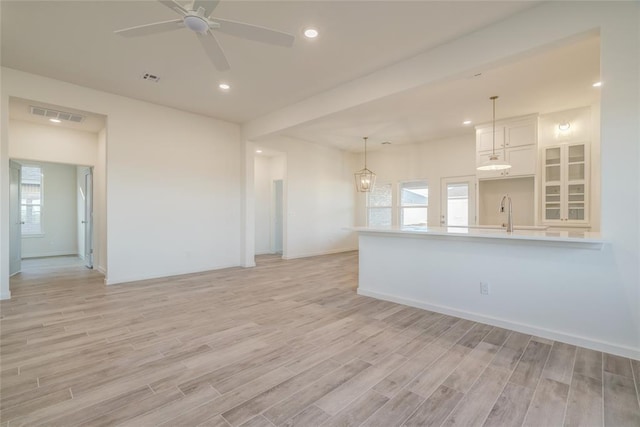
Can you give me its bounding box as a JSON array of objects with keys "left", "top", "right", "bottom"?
[
  {"left": 490, "top": 96, "right": 498, "bottom": 156},
  {"left": 364, "top": 137, "right": 368, "bottom": 169}
]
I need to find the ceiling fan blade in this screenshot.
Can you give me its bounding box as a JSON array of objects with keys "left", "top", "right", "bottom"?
[
  {"left": 212, "top": 17, "right": 295, "bottom": 47},
  {"left": 193, "top": 0, "right": 220, "bottom": 18},
  {"left": 158, "top": 0, "right": 188, "bottom": 15},
  {"left": 197, "top": 31, "right": 230, "bottom": 71},
  {"left": 115, "top": 19, "right": 184, "bottom": 37}
]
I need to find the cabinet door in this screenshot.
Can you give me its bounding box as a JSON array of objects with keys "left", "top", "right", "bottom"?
[
  {"left": 476, "top": 150, "right": 505, "bottom": 179},
  {"left": 505, "top": 119, "right": 536, "bottom": 148},
  {"left": 477, "top": 127, "right": 504, "bottom": 152},
  {"left": 566, "top": 144, "right": 587, "bottom": 221},
  {"left": 543, "top": 146, "right": 563, "bottom": 221},
  {"left": 506, "top": 146, "right": 536, "bottom": 177}
]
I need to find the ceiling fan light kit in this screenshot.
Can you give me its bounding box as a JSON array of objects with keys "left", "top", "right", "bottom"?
[
  {"left": 114, "top": 0, "right": 296, "bottom": 71},
  {"left": 184, "top": 15, "right": 210, "bottom": 33}
]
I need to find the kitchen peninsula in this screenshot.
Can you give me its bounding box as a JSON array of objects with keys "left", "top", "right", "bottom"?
[{"left": 352, "top": 225, "right": 623, "bottom": 355}]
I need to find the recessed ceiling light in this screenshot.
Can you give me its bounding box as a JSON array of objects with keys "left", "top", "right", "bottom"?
[
  {"left": 219, "top": 83, "right": 231, "bottom": 90},
  {"left": 49, "top": 118, "right": 61, "bottom": 123},
  {"left": 592, "top": 81, "right": 602, "bottom": 87},
  {"left": 463, "top": 120, "right": 472, "bottom": 125},
  {"left": 256, "top": 149, "right": 263, "bottom": 153},
  {"left": 304, "top": 28, "right": 319, "bottom": 39}
]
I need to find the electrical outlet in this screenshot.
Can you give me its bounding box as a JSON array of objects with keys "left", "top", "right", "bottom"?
[{"left": 480, "top": 282, "right": 490, "bottom": 295}]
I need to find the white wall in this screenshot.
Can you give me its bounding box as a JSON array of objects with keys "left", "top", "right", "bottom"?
[
  {"left": 353, "top": 134, "right": 476, "bottom": 227},
  {"left": 479, "top": 177, "right": 535, "bottom": 226},
  {"left": 257, "top": 136, "right": 356, "bottom": 259},
  {"left": 9, "top": 119, "right": 98, "bottom": 166},
  {"left": 1, "top": 68, "right": 242, "bottom": 295},
  {"left": 254, "top": 156, "right": 272, "bottom": 255},
  {"left": 18, "top": 161, "right": 78, "bottom": 258},
  {"left": 94, "top": 128, "right": 107, "bottom": 274}
]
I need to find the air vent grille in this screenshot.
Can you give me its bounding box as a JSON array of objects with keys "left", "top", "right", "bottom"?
[
  {"left": 142, "top": 73, "right": 160, "bottom": 82},
  {"left": 30, "top": 106, "right": 85, "bottom": 123}
]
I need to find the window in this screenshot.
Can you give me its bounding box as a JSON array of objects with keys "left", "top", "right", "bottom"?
[
  {"left": 400, "top": 181, "right": 428, "bottom": 226},
  {"left": 21, "top": 165, "right": 43, "bottom": 235},
  {"left": 446, "top": 183, "right": 470, "bottom": 226},
  {"left": 367, "top": 183, "right": 392, "bottom": 226}
]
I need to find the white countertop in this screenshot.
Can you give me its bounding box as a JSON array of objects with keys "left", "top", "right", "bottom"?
[{"left": 352, "top": 225, "right": 604, "bottom": 249}]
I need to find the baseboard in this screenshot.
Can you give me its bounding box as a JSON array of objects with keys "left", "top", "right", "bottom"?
[
  {"left": 282, "top": 247, "right": 358, "bottom": 260},
  {"left": 106, "top": 263, "right": 240, "bottom": 286},
  {"left": 96, "top": 266, "right": 107, "bottom": 275},
  {"left": 0, "top": 291, "right": 11, "bottom": 300},
  {"left": 254, "top": 250, "right": 274, "bottom": 256},
  {"left": 22, "top": 251, "right": 78, "bottom": 259},
  {"left": 357, "top": 288, "right": 640, "bottom": 361}
]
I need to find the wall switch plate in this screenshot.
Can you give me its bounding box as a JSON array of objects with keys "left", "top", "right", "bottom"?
[{"left": 480, "top": 282, "right": 490, "bottom": 295}]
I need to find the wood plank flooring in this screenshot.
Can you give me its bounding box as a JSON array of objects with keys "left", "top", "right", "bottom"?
[{"left": 1, "top": 252, "right": 639, "bottom": 426}]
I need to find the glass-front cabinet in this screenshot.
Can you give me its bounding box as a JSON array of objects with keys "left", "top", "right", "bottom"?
[{"left": 543, "top": 143, "right": 589, "bottom": 225}]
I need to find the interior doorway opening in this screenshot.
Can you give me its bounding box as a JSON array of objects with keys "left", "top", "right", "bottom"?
[
  {"left": 254, "top": 150, "right": 286, "bottom": 259},
  {"left": 9, "top": 159, "right": 95, "bottom": 276}
]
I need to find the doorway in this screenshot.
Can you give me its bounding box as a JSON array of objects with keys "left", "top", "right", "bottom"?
[
  {"left": 440, "top": 176, "right": 477, "bottom": 226},
  {"left": 8, "top": 160, "right": 94, "bottom": 275}
]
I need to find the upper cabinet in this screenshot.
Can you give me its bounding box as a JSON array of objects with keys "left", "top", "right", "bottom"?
[
  {"left": 475, "top": 115, "right": 538, "bottom": 179},
  {"left": 542, "top": 143, "right": 589, "bottom": 224}
]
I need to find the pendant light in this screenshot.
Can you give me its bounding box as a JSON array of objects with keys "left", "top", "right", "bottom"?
[
  {"left": 477, "top": 96, "right": 511, "bottom": 171},
  {"left": 354, "top": 136, "right": 376, "bottom": 192}
]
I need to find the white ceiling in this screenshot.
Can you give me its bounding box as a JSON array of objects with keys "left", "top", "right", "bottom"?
[
  {"left": 278, "top": 35, "right": 601, "bottom": 152},
  {"left": 1, "top": 1, "right": 538, "bottom": 124}
]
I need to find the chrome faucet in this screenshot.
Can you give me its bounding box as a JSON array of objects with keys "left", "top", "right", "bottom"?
[{"left": 500, "top": 194, "right": 514, "bottom": 233}]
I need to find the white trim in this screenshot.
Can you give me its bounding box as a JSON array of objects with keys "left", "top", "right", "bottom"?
[
  {"left": 357, "top": 288, "right": 640, "bottom": 361},
  {"left": 22, "top": 251, "right": 78, "bottom": 259},
  {"left": 282, "top": 247, "right": 357, "bottom": 260},
  {"left": 255, "top": 250, "right": 276, "bottom": 256},
  {"left": 96, "top": 265, "right": 107, "bottom": 275},
  {"left": 105, "top": 263, "right": 240, "bottom": 285},
  {"left": 0, "top": 290, "right": 11, "bottom": 300}
]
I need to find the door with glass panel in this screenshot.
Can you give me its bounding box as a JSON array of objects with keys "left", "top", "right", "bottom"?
[
  {"left": 440, "top": 176, "right": 476, "bottom": 227},
  {"left": 543, "top": 143, "right": 589, "bottom": 225}
]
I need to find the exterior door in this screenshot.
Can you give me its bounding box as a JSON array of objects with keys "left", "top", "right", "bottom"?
[
  {"left": 440, "top": 176, "right": 476, "bottom": 226},
  {"left": 9, "top": 161, "right": 22, "bottom": 275},
  {"left": 83, "top": 168, "right": 94, "bottom": 268}
]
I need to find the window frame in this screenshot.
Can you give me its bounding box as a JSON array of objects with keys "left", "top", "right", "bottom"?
[
  {"left": 366, "top": 182, "right": 393, "bottom": 227},
  {"left": 399, "top": 179, "right": 429, "bottom": 227},
  {"left": 20, "top": 164, "right": 44, "bottom": 237}
]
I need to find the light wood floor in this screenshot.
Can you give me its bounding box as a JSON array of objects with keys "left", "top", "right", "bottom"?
[{"left": 1, "top": 252, "right": 639, "bottom": 426}]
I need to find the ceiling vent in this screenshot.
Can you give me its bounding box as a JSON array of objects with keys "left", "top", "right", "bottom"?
[
  {"left": 30, "top": 106, "right": 85, "bottom": 123},
  {"left": 142, "top": 73, "right": 160, "bottom": 83}
]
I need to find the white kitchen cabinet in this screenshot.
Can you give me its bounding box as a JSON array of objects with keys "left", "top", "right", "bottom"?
[
  {"left": 505, "top": 119, "right": 537, "bottom": 148},
  {"left": 475, "top": 115, "right": 538, "bottom": 179},
  {"left": 476, "top": 127, "right": 504, "bottom": 152},
  {"left": 542, "top": 143, "right": 589, "bottom": 225}
]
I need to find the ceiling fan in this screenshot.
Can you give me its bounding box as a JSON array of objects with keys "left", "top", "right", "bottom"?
[{"left": 114, "top": 0, "right": 295, "bottom": 71}]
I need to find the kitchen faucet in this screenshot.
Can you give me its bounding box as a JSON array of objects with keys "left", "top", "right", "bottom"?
[{"left": 500, "top": 194, "right": 514, "bottom": 232}]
